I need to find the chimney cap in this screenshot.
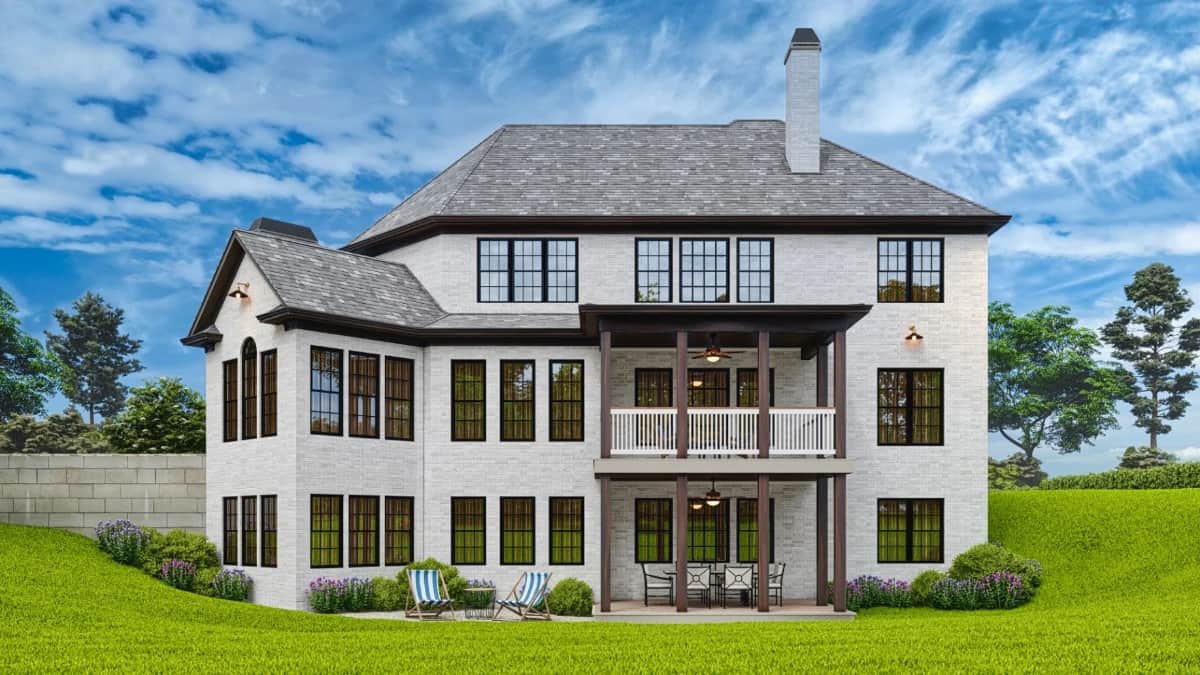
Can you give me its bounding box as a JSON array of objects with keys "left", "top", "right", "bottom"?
[
  {"left": 249, "top": 217, "right": 317, "bottom": 242},
  {"left": 785, "top": 27, "right": 821, "bottom": 62}
]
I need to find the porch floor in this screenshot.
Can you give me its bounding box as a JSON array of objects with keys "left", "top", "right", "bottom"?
[{"left": 597, "top": 599, "right": 853, "bottom": 623}]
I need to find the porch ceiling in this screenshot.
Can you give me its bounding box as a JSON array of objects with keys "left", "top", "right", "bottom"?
[
  {"left": 579, "top": 304, "right": 872, "bottom": 346},
  {"left": 593, "top": 457, "right": 853, "bottom": 481}
]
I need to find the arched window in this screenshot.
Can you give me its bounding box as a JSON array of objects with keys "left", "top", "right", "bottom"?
[{"left": 242, "top": 338, "right": 257, "bottom": 439}]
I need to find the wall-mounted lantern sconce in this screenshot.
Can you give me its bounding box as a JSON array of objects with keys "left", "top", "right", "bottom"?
[
  {"left": 228, "top": 282, "right": 250, "bottom": 299},
  {"left": 905, "top": 325, "right": 924, "bottom": 343}
]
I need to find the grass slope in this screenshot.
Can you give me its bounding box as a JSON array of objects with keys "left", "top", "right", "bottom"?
[{"left": 2, "top": 491, "right": 1199, "bottom": 673}]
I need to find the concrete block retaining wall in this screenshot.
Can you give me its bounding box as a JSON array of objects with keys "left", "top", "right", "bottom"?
[{"left": 0, "top": 454, "right": 205, "bottom": 538}]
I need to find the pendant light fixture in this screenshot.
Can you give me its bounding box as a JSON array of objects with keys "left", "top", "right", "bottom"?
[{"left": 704, "top": 478, "right": 722, "bottom": 507}]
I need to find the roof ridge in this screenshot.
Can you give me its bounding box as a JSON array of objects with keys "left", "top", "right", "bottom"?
[
  {"left": 441, "top": 126, "right": 505, "bottom": 216},
  {"left": 820, "top": 138, "right": 1000, "bottom": 216}
]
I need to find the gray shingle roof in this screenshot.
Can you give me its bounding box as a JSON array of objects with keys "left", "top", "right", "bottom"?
[
  {"left": 424, "top": 313, "right": 580, "bottom": 330},
  {"left": 351, "top": 120, "right": 1000, "bottom": 245}
]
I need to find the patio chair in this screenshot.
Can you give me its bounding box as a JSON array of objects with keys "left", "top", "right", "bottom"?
[
  {"left": 642, "top": 564, "right": 673, "bottom": 606},
  {"left": 684, "top": 565, "right": 712, "bottom": 609},
  {"left": 719, "top": 565, "right": 755, "bottom": 608},
  {"left": 493, "top": 571, "right": 553, "bottom": 621},
  {"left": 767, "top": 563, "right": 786, "bottom": 607},
  {"left": 405, "top": 568, "right": 456, "bottom": 620}
]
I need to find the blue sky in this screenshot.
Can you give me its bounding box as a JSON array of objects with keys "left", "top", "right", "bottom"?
[{"left": 1, "top": 1, "right": 1198, "bottom": 474}]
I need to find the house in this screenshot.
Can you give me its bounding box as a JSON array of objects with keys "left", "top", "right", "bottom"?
[{"left": 183, "top": 28, "right": 1008, "bottom": 613}]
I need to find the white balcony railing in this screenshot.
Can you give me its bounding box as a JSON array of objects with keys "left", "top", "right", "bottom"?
[{"left": 609, "top": 407, "right": 835, "bottom": 456}]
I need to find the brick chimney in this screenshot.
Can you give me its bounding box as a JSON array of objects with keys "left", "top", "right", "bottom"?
[{"left": 785, "top": 28, "right": 821, "bottom": 174}]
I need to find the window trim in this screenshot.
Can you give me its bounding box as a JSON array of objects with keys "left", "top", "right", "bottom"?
[
  {"left": 261, "top": 494, "right": 277, "bottom": 568},
  {"left": 384, "top": 356, "right": 415, "bottom": 441},
  {"left": 450, "top": 360, "right": 487, "bottom": 442},
  {"left": 347, "top": 351, "right": 380, "bottom": 439},
  {"left": 477, "top": 238, "right": 579, "bottom": 303},
  {"left": 499, "top": 359, "right": 536, "bottom": 442},
  {"left": 310, "top": 494, "right": 343, "bottom": 569},
  {"left": 678, "top": 237, "right": 731, "bottom": 303},
  {"left": 634, "top": 498, "right": 673, "bottom": 564},
  {"left": 634, "top": 237, "right": 673, "bottom": 303},
  {"left": 736, "top": 237, "right": 774, "bottom": 303},
  {"left": 735, "top": 368, "right": 775, "bottom": 407},
  {"left": 348, "top": 495, "right": 380, "bottom": 567},
  {"left": 241, "top": 495, "right": 257, "bottom": 567},
  {"left": 686, "top": 367, "right": 730, "bottom": 408},
  {"left": 736, "top": 497, "right": 775, "bottom": 564},
  {"left": 549, "top": 360, "right": 584, "bottom": 442},
  {"left": 221, "top": 360, "right": 237, "bottom": 442},
  {"left": 548, "top": 496, "right": 585, "bottom": 565},
  {"left": 384, "top": 496, "right": 415, "bottom": 566},
  {"left": 686, "top": 497, "right": 730, "bottom": 563},
  {"left": 222, "top": 496, "right": 238, "bottom": 565},
  {"left": 634, "top": 368, "right": 673, "bottom": 407},
  {"left": 260, "top": 350, "right": 278, "bottom": 438},
  {"left": 451, "top": 496, "right": 487, "bottom": 565},
  {"left": 877, "top": 368, "right": 946, "bottom": 447},
  {"left": 499, "top": 496, "right": 536, "bottom": 565},
  {"left": 877, "top": 238, "right": 945, "bottom": 303},
  {"left": 877, "top": 498, "right": 945, "bottom": 564},
  {"left": 309, "top": 347, "right": 344, "bottom": 436}
]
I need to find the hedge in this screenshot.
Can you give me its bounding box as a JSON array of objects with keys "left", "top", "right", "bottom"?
[{"left": 1041, "top": 461, "right": 1200, "bottom": 490}]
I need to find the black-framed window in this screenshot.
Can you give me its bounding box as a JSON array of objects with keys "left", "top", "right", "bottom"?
[
  {"left": 477, "top": 239, "right": 577, "bottom": 303},
  {"left": 680, "top": 238, "right": 729, "bottom": 302},
  {"left": 736, "top": 498, "right": 775, "bottom": 563},
  {"left": 878, "top": 239, "right": 943, "bottom": 302},
  {"left": 261, "top": 495, "right": 277, "bottom": 568},
  {"left": 635, "top": 238, "right": 672, "bottom": 302},
  {"left": 384, "top": 357, "right": 414, "bottom": 441},
  {"left": 348, "top": 352, "right": 379, "bottom": 438},
  {"left": 878, "top": 369, "right": 944, "bottom": 445},
  {"left": 635, "top": 368, "right": 673, "bottom": 407},
  {"left": 384, "top": 496, "right": 414, "bottom": 566},
  {"left": 222, "top": 496, "right": 237, "bottom": 565},
  {"left": 261, "top": 350, "right": 278, "bottom": 437},
  {"left": 687, "top": 498, "right": 729, "bottom": 563},
  {"left": 451, "top": 360, "right": 486, "bottom": 441},
  {"left": 635, "top": 498, "right": 672, "bottom": 563},
  {"left": 549, "top": 497, "right": 584, "bottom": 565},
  {"left": 451, "top": 497, "right": 486, "bottom": 565},
  {"left": 349, "top": 495, "right": 379, "bottom": 567},
  {"left": 222, "top": 360, "right": 237, "bottom": 442},
  {"left": 736, "top": 368, "right": 775, "bottom": 407},
  {"left": 310, "top": 347, "right": 342, "bottom": 435},
  {"left": 241, "top": 339, "right": 257, "bottom": 439},
  {"left": 310, "top": 494, "right": 342, "bottom": 568},
  {"left": 242, "top": 495, "right": 257, "bottom": 566},
  {"left": 500, "top": 360, "right": 535, "bottom": 442},
  {"left": 687, "top": 368, "right": 729, "bottom": 407},
  {"left": 549, "top": 360, "right": 584, "bottom": 441},
  {"left": 878, "top": 498, "right": 944, "bottom": 563},
  {"left": 737, "top": 238, "right": 773, "bottom": 302},
  {"left": 500, "top": 497, "right": 535, "bottom": 565}
]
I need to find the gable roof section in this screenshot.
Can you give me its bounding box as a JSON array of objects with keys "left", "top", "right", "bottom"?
[{"left": 348, "top": 120, "right": 1006, "bottom": 249}]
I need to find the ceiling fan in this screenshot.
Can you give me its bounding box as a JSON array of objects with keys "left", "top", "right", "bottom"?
[{"left": 690, "top": 333, "right": 744, "bottom": 363}]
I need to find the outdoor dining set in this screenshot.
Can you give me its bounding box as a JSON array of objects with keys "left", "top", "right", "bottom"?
[{"left": 642, "top": 562, "right": 787, "bottom": 608}]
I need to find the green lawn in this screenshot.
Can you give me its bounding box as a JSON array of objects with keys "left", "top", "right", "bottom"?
[{"left": 2, "top": 490, "right": 1199, "bottom": 673}]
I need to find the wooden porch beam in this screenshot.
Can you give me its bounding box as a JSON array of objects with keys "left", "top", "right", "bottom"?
[
  {"left": 675, "top": 475, "right": 688, "bottom": 612},
  {"left": 757, "top": 331, "right": 770, "bottom": 459},
  {"left": 600, "top": 330, "right": 612, "bottom": 459},
  {"left": 834, "top": 330, "right": 846, "bottom": 459},
  {"left": 833, "top": 475, "right": 847, "bottom": 612},
  {"left": 757, "top": 474, "right": 770, "bottom": 612},
  {"left": 815, "top": 478, "right": 828, "bottom": 606},
  {"left": 816, "top": 342, "right": 829, "bottom": 407},
  {"left": 600, "top": 477, "right": 611, "bottom": 612},
  {"left": 675, "top": 330, "right": 688, "bottom": 459}
]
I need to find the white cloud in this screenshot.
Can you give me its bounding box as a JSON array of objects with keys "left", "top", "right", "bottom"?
[
  {"left": 1175, "top": 447, "right": 1200, "bottom": 462},
  {"left": 992, "top": 221, "right": 1200, "bottom": 259}
]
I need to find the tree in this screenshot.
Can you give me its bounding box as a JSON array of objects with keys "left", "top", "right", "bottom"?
[
  {"left": 0, "top": 286, "right": 61, "bottom": 421},
  {"left": 0, "top": 408, "right": 110, "bottom": 454},
  {"left": 1102, "top": 263, "right": 1200, "bottom": 449},
  {"left": 988, "top": 453, "right": 1047, "bottom": 489},
  {"left": 1117, "top": 445, "right": 1177, "bottom": 470},
  {"left": 44, "top": 292, "right": 143, "bottom": 425},
  {"left": 989, "top": 302, "right": 1130, "bottom": 463},
  {"left": 102, "top": 377, "right": 205, "bottom": 453}
]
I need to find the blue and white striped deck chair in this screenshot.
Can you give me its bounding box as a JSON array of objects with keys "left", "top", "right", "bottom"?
[
  {"left": 492, "top": 571, "right": 553, "bottom": 620},
  {"left": 405, "top": 568, "right": 456, "bottom": 620}
]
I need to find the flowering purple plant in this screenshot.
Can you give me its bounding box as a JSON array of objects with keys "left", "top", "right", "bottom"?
[
  {"left": 95, "top": 520, "right": 149, "bottom": 565},
  {"left": 845, "top": 575, "right": 913, "bottom": 611},
  {"left": 308, "top": 576, "right": 372, "bottom": 612},
  {"left": 930, "top": 571, "right": 1028, "bottom": 610},
  {"left": 466, "top": 578, "right": 495, "bottom": 588},
  {"left": 212, "top": 569, "right": 252, "bottom": 601},
  {"left": 160, "top": 558, "right": 197, "bottom": 590}
]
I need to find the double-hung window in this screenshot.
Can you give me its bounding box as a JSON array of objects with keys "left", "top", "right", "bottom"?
[
  {"left": 261, "top": 495, "right": 277, "bottom": 568},
  {"left": 384, "top": 357, "right": 414, "bottom": 441},
  {"left": 878, "top": 498, "right": 944, "bottom": 563},
  {"left": 687, "top": 498, "right": 729, "bottom": 563},
  {"left": 451, "top": 497, "right": 486, "bottom": 565},
  {"left": 737, "top": 238, "right": 773, "bottom": 302},
  {"left": 222, "top": 360, "right": 237, "bottom": 442},
  {"left": 478, "top": 239, "right": 577, "bottom": 302},
  {"left": 222, "top": 496, "right": 238, "bottom": 565},
  {"left": 310, "top": 347, "right": 342, "bottom": 435},
  {"left": 679, "top": 238, "right": 729, "bottom": 302},
  {"left": 500, "top": 497, "right": 535, "bottom": 565},
  {"left": 451, "top": 360, "right": 486, "bottom": 441},
  {"left": 242, "top": 495, "right": 257, "bottom": 566},
  {"left": 500, "top": 360, "right": 535, "bottom": 442},
  {"left": 635, "top": 238, "right": 672, "bottom": 302},
  {"left": 549, "top": 497, "right": 584, "bottom": 564},
  {"left": 549, "top": 360, "right": 583, "bottom": 441},
  {"left": 878, "top": 239, "right": 943, "bottom": 302},
  {"left": 310, "top": 495, "right": 342, "bottom": 568},
  {"left": 348, "top": 352, "right": 379, "bottom": 438},
  {"left": 635, "top": 498, "right": 672, "bottom": 563},
  {"left": 878, "top": 369, "right": 944, "bottom": 445},
  {"left": 241, "top": 340, "right": 257, "bottom": 439},
  {"left": 349, "top": 495, "right": 379, "bottom": 567},
  {"left": 736, "top": 498, "right": 775, "bottom": 563},
  {"left": 384, "top": 496, "right": 414, "bottom": 566},
  {"left": 736, "top": 368, "right": 775, "bottom": 407},
  {"left": 261, "top": 350, "right": 278, "bottom": 437}
]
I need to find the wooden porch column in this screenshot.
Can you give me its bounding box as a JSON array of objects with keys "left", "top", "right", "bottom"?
[
  {"left": 815, "top": 477, "right": 828, "bottom": 606},
  {"left": 600, "top": 477, "right": 611, "bottom": 612},
  {"left": 816, "top": 342, "right": 829, "bottom": 408},
  {"left": 757, "top": 331, "right": 770, "bottom": 458},
  {"left": 675, "top": 475, "right": 688, "bottom": 612},
  {"left": 833, "top": 475, "right": 847, "bottom": 612},
  {"left": 675, "top": 330, "right": 688, "bottom": 459},
  {"left": 834, "top": 330, "right": 846, "bottom": 460},
  {"left": 600, "top": 330, "right": 612, "bottom": 458},
  {"left": 757, "top": 474, "right": 770, "bottom": 612}
]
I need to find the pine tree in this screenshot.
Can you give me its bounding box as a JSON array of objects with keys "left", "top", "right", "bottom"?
[{"left": 44, "top": 292, "right": 143, "bottom": 425}]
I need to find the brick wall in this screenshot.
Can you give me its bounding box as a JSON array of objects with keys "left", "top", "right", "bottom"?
[{"left": 0, "top": 454, "right": 205, "bottom": 538}]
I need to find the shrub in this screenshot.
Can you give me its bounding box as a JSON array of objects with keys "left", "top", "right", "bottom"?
[
  {"left": 396, "top": 558, "right": 468, "bottom": 605},
  {"left": 463, "top": 578, "right": 496, "bottom": 609},
  {"left": 211, "top": 569, "right": 252, "bottom": 601},
  {"left": 369, "top": 578, "right": 404, "bottom": 611},
  {"left": 929, "top": 577, "right": 983, "bottom": 610},
  {"left": 95, "top": 520, "right": 149, "bottom": 565},
  {"left": 1041, "top": 461, "right": 1200, "bottom": 489},
  {"left": 911, "top": 570, "right": 945, "bottom": 606},
  {"left": 160, "top": 559, "right": 197, "bottom": 591},
  {"left": 979, "top": 571, "right": 1029, "bottom": 609},
  {"left": 949, "top": 543, "right": 1042, "bottom": 589},
  {"left": 309, "top": 577, "right": 346, "bottom": 613},
  {"left": 139, "top": 528, "right": 220, "bottom": 577},
  {"left": 344, "top": 578, "right": 374, "bottom": 612},
  {"left": 194, "top": 567, "right": 218, "bottom": 597},
  {"left": 929, "top": 573, "right": 1030, "bottom": 610},
  {"left": 547, "top": 578, "right": 593, "bottom": 616}
]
